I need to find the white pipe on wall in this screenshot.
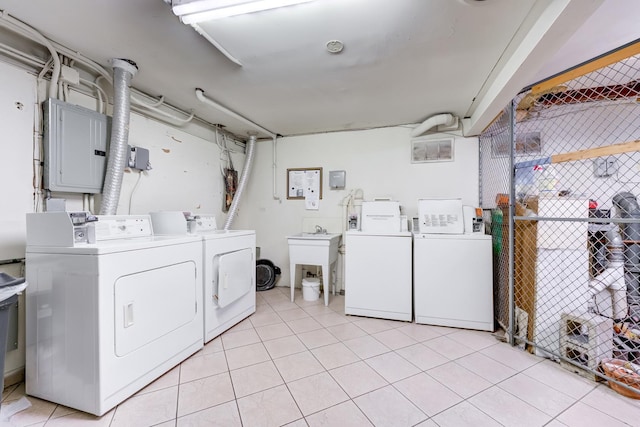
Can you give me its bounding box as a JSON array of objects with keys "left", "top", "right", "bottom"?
[
  {"left": 0, "top": 41, "right": 45, "bottom": 68},
  {"left": 195, "top": 89, "right": 275, "bottom": 138},
  {"left": 0, "top": 10, "right": 60, "bottom": 99},
  {"left": 272, "top": 135, "right": 281, "bottom": 203},
  {"left": 79, "top": 78, "right": 108, "bottom": 114},
  {"left": 131, "top": 94, "right": 195, "bottom": 125},
  {"left": 223, "top": 134, "right": 257, "bottom": 230}
]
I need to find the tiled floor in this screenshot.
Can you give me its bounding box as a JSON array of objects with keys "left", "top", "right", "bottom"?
[{"left": 3, "top": 286, "right": 640, "bottom": 426}]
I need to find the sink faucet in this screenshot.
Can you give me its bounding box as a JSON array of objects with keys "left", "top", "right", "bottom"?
[{"left": 315, "top": 225, "right": 326, "bottom": 234}]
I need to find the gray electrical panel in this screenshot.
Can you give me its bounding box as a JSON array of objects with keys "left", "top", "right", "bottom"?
[{"left": 44, "top": 98, "right": 110, "bottom": 193}]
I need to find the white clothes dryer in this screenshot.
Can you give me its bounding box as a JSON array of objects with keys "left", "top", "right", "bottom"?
[
  {"left": 151, "top": 212, "right": 256, "bottom": 343},
  {"left": 202, "top": 229, "right": 256, "bottom": 342},
  {"left": 25, "top": 213, "right": 203, "bottom": 416}
]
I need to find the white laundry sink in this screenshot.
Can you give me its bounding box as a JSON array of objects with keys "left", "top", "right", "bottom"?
[
  {"left": 289, "top": 232, "right": 341, "bottom": 241},
  {"left": 287, "top": 233, "right": 341, "bottom": 306}
]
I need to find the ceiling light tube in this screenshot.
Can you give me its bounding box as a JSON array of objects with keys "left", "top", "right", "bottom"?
[{"left": 176, "top": 0, "right": 316, "bottom": 24}]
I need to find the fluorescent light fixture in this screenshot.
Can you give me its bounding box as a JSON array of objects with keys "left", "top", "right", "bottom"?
[{"left": 173, "top": 0, "right": 316, "bottom": 24}]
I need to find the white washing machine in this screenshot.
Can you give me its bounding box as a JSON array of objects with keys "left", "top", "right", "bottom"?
[
  {"left": 344, "top": 201, "right": 413, "bottom": 321},
  {"left": 413, "top": 233, "right": 493, "bottom": 331},
  {"left": 25, "top": 212, "right": 203, "bottom": 416},
  {"left": 345, "top": 230, "right": 413, "bottom": 321},
  {"left": 151, "top": 212, "right": 256, "bottom": 343}
]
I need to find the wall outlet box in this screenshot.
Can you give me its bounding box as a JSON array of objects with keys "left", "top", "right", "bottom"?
[
  {"left": 329, "top": 170, "right": 346, "bottom": 189},
  {"left": 129, "top": 146, "right": 151, "bottom": 171},
  {"left": 593, "top": 158, "right": 617, "bottom": 177}
]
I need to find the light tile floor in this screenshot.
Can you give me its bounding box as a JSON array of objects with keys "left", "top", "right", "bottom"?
[{"left": 3, "top": 286, "right": 640, "bottom": 426}]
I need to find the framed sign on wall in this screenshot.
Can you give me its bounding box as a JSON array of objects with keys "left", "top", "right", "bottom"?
[{"left": 287, "top": 167, "right": 323, "bottom": 200}]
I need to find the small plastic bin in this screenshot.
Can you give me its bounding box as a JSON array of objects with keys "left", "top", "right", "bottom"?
[{"left": 0, "top": 273, "right": 25, "bottom": 401}]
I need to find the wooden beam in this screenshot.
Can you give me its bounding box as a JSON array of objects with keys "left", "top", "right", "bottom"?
[
  {"left": 551, "top": 139, "right": 640, "bottom": 164},
  {"left": 481, "top": 111, "right": 506, "bottom": 134},
  {"left": 532, "top": 41, "right": 640, "bottom": 95}
]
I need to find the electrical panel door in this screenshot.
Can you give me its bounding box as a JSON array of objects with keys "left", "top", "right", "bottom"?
[{"left": 44, "top": 98, "right": 110, "bottom": 193}]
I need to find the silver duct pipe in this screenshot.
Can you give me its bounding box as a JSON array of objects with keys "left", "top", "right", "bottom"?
[
  {"left": 612, "top": 191, "right": 640, "bottom": 321},
  {"left": 223, "top": 134, "right": 257, "bottom": 230},
  {"left": 100, "top": 59, "right": 138, "bottom": 215}
]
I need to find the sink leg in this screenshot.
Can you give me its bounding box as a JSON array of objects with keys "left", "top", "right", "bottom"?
[
  {"left": 290, "top": 263, "right": 296, "bottom": 302},
  {"left": 322, "top": 263, "right": 329, "bottom": 306},
  {"left": 331, "top": 261, "right": 337, "bottom": 296}
]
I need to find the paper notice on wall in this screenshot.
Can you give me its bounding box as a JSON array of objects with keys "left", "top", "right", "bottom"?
[
  {"left": 305, "top": 193, "right": 319, "bottom": 210},
  {"left": 288, "top": 169, "right": 321, "bottom": 199}
]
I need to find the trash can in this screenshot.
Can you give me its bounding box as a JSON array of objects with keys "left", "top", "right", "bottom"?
[{"left": 0, "top": 273, "right": 26, "bottom": 401}]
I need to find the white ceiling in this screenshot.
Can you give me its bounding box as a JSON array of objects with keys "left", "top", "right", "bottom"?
[{"left": 0, "top": 0, "right": 638, "bottom": 138}]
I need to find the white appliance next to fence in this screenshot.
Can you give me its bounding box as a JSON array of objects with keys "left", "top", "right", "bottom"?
[
  {"left": 413, "top": 233, "right": 493, "bottom": 331},
  {"left": 413, "top": 199, "right": 493, "bottom": 331}
]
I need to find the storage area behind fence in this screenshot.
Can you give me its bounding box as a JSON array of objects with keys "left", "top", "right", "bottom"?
[{"left": 480, "top": 42, "right": 640, "bottom": 396}]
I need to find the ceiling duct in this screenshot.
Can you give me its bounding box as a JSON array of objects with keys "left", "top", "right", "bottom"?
[{"left": 411, "top": 113, "right": 458, "bottom": 138}]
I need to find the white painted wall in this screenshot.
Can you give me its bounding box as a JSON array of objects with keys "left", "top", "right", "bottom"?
[
  {"left": 0, "top": 62, "right": 36, "bottom": 260},
  {"left": 242, "top": 126, "right": 480, "bottom": 290}
]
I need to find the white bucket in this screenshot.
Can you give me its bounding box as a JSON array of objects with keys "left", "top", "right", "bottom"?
[{"left": 302, "top": 278, "right": 321, "bottom": 301}]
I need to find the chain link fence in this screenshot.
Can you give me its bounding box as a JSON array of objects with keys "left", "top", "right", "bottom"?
[{"left": 480, "top": 46, "right": 640, "bottom": 395}]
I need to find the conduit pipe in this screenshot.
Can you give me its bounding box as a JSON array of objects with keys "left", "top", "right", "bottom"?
[
  {"left": 196, "top": 88, "right": 278, "bottom": 224},
  {"left": 131, "top": 94, "right": 196, "bottom": 125},
  {"left": 0, "top": 41, "right": 45, "bottom": 68},
  {"left": 223, "top": 134, "right": 257, "bottom": 230},
  {"left": 613, "top": 192, "right": 640, "bottom": 320},
  {"left": 141, "top": 95, "right": 165, "bottom": 108},
  {"left": 272, "top": 135, "right": 281, "bottom": 203},
  {"left": 100, "top": 59, "right": 138, "bottom": 215},
  {"left": 0, "top": 10, "right": 60, "bottom": 99},
  {"left": 79, "top": 78, "right": 108, "bottom": 114},
  {"left": 589, "top": 228, "right": 628, "bottom": 321},
  {"left": 195, "top": 89, "right": 275, "bottom": 138},
  {"left": 54, "top": 43, "right": 111, "bottom": 82},
  {"left": 411, "top": 113, "right": 457, "bottom": 138}
]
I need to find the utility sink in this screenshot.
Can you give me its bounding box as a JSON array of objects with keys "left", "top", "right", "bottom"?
[
  {"left": 287, "top": 233, "right": 342, "bottom": 306},
  {"left": 289, "top": 232, "right": 341, "bottom": 241}
]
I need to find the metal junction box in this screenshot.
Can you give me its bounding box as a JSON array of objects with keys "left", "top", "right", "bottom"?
[{"left": 44, "top": 98, "right": 110, "bottom": 193}]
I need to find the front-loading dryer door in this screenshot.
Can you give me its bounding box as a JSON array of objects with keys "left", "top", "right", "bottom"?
[
  {"left": 114, "top": 261, "right": 197, "bottom": 357},
  {"left": 213, "top": 248, "right": 253, "bottom": 308}
]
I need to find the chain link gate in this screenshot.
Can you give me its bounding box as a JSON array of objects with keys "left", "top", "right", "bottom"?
[{"left": 480, "top": 42, "right": 640, "bottom": 397}]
